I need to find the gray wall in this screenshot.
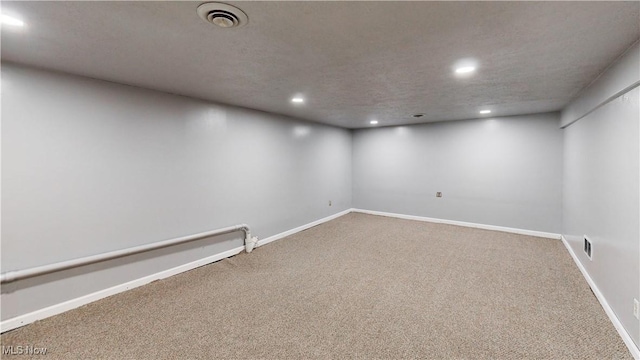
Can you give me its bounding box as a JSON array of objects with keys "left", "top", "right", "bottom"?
[
  {"left": 561, "top": 41, "right": 640, "bottom": 128},
  {"left": 1, "top": 63, "right": 352, "bottom": 320},
  {"left": 352, "top": 113, "right": 563, "bottom": 233},
  {"left": 562, "top": 43, "right": 640, "bottom": 348}
]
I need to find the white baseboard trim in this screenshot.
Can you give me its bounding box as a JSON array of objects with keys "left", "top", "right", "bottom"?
[
  {"left": 560, "top": 236, "right": 639, "bottom": 359},
  {"left": 257, "top": 208, "right": 353, "bottom": 248},
  {"left": 0, "top": 209, "right": 354, "bottom": 334},
  {"left": 0, "top": 246, "right": 245, "bottom": 333},
  {"left": 352, "top": 208, "right": 561, "bottom": 239}
]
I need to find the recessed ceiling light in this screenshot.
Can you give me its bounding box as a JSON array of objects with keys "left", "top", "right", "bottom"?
[
  {"left": 370, "top": 120, "right": 378, "bottom": 125},
  {"left": 1, "top": 14, "right": 24, "bottom": 27},
  {"left": 453, "top": 58, "right": 478, "bottom": 77},
  {"left": 479, "top": 110, "right": 491, "bottom": 114},
  {"left": 455, "top": 66, "right": 476, "bottom": 74},
  {"left": 291, "top": 97, "right": 304, "bottom": 104}
]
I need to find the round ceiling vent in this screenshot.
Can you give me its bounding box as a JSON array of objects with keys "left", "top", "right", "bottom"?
[{"left": 197, "top": 3, "right": 248, "bottom": 28}]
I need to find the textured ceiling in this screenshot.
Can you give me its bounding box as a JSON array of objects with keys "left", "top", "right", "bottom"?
[{"left": 2, "top": 1, "right": 639, "bottom": 128}]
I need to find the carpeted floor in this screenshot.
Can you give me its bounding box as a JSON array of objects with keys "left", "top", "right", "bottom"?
[{"left": 0, "top": 213, "right": 632, "bottom": 359}]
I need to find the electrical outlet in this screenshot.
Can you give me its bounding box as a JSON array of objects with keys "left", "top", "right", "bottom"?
[
  {"left": 634, "top": 299, "right": 639, "bottom": 320},
  {"left": 436, "top": 192, "right": 442, "bottom": 198}
]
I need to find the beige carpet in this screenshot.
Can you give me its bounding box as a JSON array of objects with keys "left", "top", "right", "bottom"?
[{"left": 1, "top": 213, "right": 632, "bottom": 359}]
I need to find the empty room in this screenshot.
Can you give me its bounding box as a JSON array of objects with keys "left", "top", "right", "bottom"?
[{"left": 1, "top": 1, "right": 639, "bottom": 359}]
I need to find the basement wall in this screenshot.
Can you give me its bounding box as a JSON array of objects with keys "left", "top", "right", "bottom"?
[
  {"left": 0, "top": 63, "right": 352, "bottom": 321},
  {"left": 561, "top": 41, "right": 640, "bottom": 349},
  {"left": 352, "top": 113, "right": 564, "bottom": 233}
]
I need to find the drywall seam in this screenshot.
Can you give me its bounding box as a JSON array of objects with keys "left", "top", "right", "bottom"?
[
  {"left": 352, "top": 208, "right": 561, "bottom": 239},
  {"left": 561, "top": 236, "right": 640, "bottom": 359}
]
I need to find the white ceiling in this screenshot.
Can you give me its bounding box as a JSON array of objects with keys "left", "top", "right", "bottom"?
[{"left": 2, "top": 1, "right": 639, "bottom": 128}]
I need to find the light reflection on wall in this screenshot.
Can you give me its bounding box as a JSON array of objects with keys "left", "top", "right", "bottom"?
[
  {"left": 293, "top": 125, "right": 311, "bottom": 138},
  {"left": 485, "top": 118, "right": 499, "bottom": 130},
  {"left": 395, "top": 126, "right": 410, "bottom": 136}
]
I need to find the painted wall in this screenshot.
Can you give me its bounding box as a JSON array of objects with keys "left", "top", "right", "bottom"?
[
  {"left": 352, "top": 113, "right": 563, "bottom": 233},
  {"left": 0, "top": 63, "right": 352, "bottom": 321},
  {"left": 561, "top": 41, "right": 640, "bottom": 128},
  {"left": 562, "top": 43, "right": 640, "bottom": 348}
]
